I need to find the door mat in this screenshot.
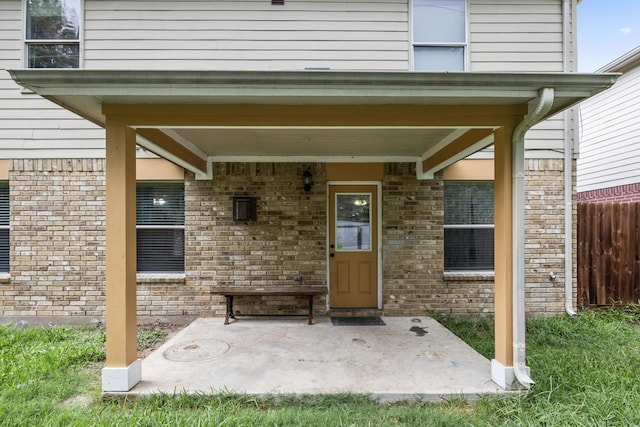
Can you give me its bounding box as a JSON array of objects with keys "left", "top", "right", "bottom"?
[{"left": 331, "top": 316, "right": 386, "bottom": 326}]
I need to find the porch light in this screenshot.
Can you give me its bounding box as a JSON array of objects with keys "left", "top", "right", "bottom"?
[{"left": 303, "top": 168, "right": 313, "bottom": 192}]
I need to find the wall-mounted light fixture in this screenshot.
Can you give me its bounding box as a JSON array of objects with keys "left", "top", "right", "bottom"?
[
  {"left": 233, "top": 196, "right": 257, "bottom": 221},
  {"left": 303, "top": 168, "right": 313, "bottom": 192}
]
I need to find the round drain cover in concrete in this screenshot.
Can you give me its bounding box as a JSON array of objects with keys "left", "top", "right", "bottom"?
[{"left": 163, "top": 339, "right": 230, "bottom": 362}]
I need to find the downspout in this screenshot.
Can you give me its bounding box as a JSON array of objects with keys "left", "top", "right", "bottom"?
[
  {"left": 563, "top": 0, "right": 578, "bottom": 317},
  {"left": 512, "top": 87, "right": 555, "bottom": 389}
]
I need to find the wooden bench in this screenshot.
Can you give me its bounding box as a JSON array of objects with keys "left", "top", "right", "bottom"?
[{"left": 211, "top": 286, "right": 326, "bottom": 325}]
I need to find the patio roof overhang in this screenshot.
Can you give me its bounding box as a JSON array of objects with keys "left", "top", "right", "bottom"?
[
  {"left": 8, "top": 69, "right": 618, "bottom": 179},
  {"left": 8, "top": 69, "right": 619, "bottom": 393}
]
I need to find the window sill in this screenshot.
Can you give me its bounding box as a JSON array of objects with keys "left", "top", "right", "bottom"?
[
  {"left": 444, "top": 271, "right": 494, "bottom": 281},
  {"left": 0, "top": 273, "right": 10, "bottom": 284},
  {"left": 137, "top": 273, "right": 186, "bottom": 284}
]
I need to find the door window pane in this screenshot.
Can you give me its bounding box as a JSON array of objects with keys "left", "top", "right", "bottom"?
[{"left": 336, "top": 194, "right": 371, "bottom": 251}]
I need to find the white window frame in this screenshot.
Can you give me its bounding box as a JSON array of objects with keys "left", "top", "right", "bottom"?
[
  {"left": 23, "top": 0, "right": 84, "bottom": 68},
  {"left": 410, "top": 0, "right": 469, "bottom": 71}
]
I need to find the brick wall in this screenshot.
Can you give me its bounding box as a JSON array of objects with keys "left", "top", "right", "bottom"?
[
  {"left": 415, "top": 158, "right": 574, "bottom": 317},
  {"left": 3, "top": 159, "right": 106, "bottom": 318},
  {"left": 1, "top": 159, "right": 194, "bottom": 321},
  {"left": 577, "top": 182, "right": 640, "bottom": 203},
  {"left": 382, "top": 163, "right": 445, "bottom": 315},
  {"left": 442, "top": 273, "right": 495, "bottom": 315},
  {"left": 0, "top": 158, "right": 573, "bottom": 321},
  {"left": 523, "top": 159, "right": 574, "bottom": 315},
  {"left": 185, "top": 163, "right": 328, "bottom": 317}
]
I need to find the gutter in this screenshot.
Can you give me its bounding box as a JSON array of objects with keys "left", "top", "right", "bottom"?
[
  {"left": 563, "top": 0, "right": 578, "bottom": 318},
  {"left": 512, "top": 87, "right": 555, "bottom": 389},
  {"left": 8, "top": 69, "right": 619, "bottom": 99}
]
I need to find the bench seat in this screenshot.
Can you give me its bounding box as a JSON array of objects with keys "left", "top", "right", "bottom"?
[{"left": 211, "top": 286, "right": 326, "bottom": 325}]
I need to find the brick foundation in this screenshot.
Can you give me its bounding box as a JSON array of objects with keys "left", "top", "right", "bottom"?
[{"left": 577, "top": 182, "right": 640, "bottom": 203}]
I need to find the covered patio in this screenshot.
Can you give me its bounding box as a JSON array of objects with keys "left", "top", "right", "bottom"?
[
  {"left": 129, "top": 315, "right": 503, "bottom": 402},
  {"left": 9, "top": 69, "right": 617, "bottom": 394}
]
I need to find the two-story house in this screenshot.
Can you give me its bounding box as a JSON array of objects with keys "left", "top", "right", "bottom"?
[
  {"left": 576, "top": 46, "right": 640, "bottom": 306},
  {"left": 0, "top": 0, "right": 615, "bottom": 392},
  {"left": 578, "top": 46, "right": 640, "bottom": 202}
]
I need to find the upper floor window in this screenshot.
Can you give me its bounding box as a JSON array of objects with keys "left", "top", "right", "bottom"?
[
  {"left": 136, "top": 181, "right": 185, "bottom": 273},
  {"left": 412, "top": 0, "right": 467, "bottom": 71},
  {"left": 444, "top": 181, "right": 494, "bottom": 271},
  {"left": 25, "top": 0, "right": 81, "bottom": 68},
  {"left": 0, "top": 182, "right": 9, "bottom": 273}
]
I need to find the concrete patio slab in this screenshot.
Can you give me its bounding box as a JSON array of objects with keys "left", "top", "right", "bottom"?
[{"left": 129, "top": 316, "right": 505, "bottom": 402}]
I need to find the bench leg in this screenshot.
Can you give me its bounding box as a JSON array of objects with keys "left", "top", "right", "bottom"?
[
  {"left": 224, "top": 295, "right": 235, "bottom": 325},
  {"left": 308, "top": 294, "right": 314, "bottom": 325}
]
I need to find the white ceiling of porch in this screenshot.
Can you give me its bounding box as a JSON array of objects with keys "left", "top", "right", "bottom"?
[{"left": 167, "top": 127, "right": 459, "bottom": 158}]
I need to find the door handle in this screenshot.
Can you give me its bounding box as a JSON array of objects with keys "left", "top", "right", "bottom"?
[{"left": 330, "top": 253, "right": 335, "bottom": 257}]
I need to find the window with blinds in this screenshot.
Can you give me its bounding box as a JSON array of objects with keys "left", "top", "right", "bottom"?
[
  {"left": 444, "top": 181, "right": 494, "bottom": 271},
  {"left": 136, "top": 181, "right": 184, "bottom": 273},
  {"left": 0, "top": 182, "right": 8, "bottom": 273}
]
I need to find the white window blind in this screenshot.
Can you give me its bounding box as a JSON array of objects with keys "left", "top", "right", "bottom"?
[
  {"left": 136, "top": 181, "right": 185, "bottom": 273},
  {"left": 444, "top": 181, "right": 494, "bottom": 271}
]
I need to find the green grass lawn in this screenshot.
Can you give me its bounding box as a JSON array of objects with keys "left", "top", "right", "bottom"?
[{"left": 2, "top": 308, "right": 640, "bottom": 426}]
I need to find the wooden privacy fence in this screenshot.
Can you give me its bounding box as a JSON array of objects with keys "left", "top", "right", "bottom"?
[{"left": 577, "top": 202, "right": 640, "bottom": 306}]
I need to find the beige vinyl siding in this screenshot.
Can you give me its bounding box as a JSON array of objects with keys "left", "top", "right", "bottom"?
[
  {"left": 468, "top": 0, "right": 568, "bottom": 157},
  {"left": 0, "top": 70, "right": 105, "bottom": 158},
  {"left": 83, "top": 0, "right": 410, "bottom": 71},
  {"left": 578, "top": 64, "right": 640, "bottom": 192},
  {"left": 1, "top": 0, "right": 572, "bottom": 159},
  {"left": 0, "top": 2, "right": 21, "bottom": 63},
  {"left": 525, "top": 116, "right": 566, "bottom": 156},
  {"left": 0, "top": 1, "right": 104, "bottom": 159},
  {"left": 469, "top": 0, "right": 563, "bottom": 72}
]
